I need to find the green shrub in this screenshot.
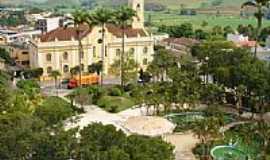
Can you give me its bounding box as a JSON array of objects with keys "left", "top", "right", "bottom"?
[
  {"left": 97, "top": 96, "right": 135, "bottom": 113},
  {"left": 35, "top": 97, "right": 74, "bottom": 125},
  {"left": 16, "top": 80, "right": 40, "bottom": 96},
  {"left": 22, "top": 68, "right": 43, "bottom": 79},
  {"left": 79, "top": 123, "right": 175, "bottom": 160},
  {"left": 0, "top": 48, "right": 15, "bottom": 65},
  {"left": 193, "top": 143, "right": 207, "bottom": 157},
  {"left": 109, "top": 87, "right": 122, "bottom": 96},
  {"left": 17, "top": 80, "right": 40, "bottom": 89},
  {"left": 87, "top": 85, "right": 107, "bottom": 104},
  {"left": 0, "top": 71, "right": 10, "bottom": 86},
  {"left": 70, "top": 85, "right": 107, "bottom": 105},
  {"left": 124, "top": 83, "right": 136, "bottom": 92},
  {"left": 108, "top": 105, "right": 118, "bottom": 113}
]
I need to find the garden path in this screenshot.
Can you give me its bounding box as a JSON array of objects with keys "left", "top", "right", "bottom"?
[
  {"left": 60, "top": 96, "right": 198, "bottom": 160},
  {"left": 219, "top": 121, "right": 252, "bottom": 133},
  {"left": 164, "top": 133, "right": 199, "bottom": 160}
]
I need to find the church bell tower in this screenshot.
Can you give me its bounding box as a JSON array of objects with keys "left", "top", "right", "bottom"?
[{"left": 129, "top": 0, "right": 144, "bottom": 29}]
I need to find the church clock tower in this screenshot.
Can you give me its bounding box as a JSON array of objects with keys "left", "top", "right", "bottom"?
[{"left": 129, "top": 0, "right": 144, "bottom": 29}]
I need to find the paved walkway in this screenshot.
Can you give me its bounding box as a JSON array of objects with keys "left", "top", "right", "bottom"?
[
  {"left": 61, "top": 96, "right": 198, "bottom": 160},
  {"left": 219, "top": 121, "right": 252, "bottom": 133},
  {"left": 62, "top": 96, "right": 130, "bottom": 134},
  {"left": 164, "top": 133, "right": 199, "bottom": 160},
  {"left": 58, "top": 94, "right": 270, "bottom": 160}
]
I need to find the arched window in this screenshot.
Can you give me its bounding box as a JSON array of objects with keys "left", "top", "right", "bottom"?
[
  {"left": 116, "top": 49, "right": 121, "bottom": 57},
  {"left": 143, "top": 58, "right": 148, "bottom": 65},
  {"left": 105, "top": 45, "right": 108, "bottom": 57},
  {"left": 129, "top": 48, "right": 135, "bottom": 56},
  {"left": 97, "top": 39, "right": 103, "bottom": 44},
  {"left": 93, "top": 46, "right": 96, "bottom": 58},
  {"left": 63, "top": 65, "right": 69, "bottom": 73},
  {"left": 47, "top": 66, "right": 52, "bottom": 74},
  {"left": 143, "top": 47, "right": 148, "bottom": 54},
  {"left": 137, "top": 4, "right": 141, "bottom": 10},
  {"left": 63, "top": 52, "right": 68, "bottom": 60},
  {"left": 46, "top": 54, "right": 52, "bottom": 62}
]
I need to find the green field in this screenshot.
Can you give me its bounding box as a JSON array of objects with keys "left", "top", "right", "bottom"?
[
  {"left": 146, "top": 12, "right": 270, "bottom": 29},
  {"left": 2, "top": 0, "right": 245, "bottom": 10},
  {"left": 146, "top": 0, "right": 246, "bottom": 9}
]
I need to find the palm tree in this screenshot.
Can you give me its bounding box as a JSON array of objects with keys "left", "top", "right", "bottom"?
[
  {"left": 70, "top": 10, "right": 91, "bottom": 87},
  {"left": 114, "top": 6, "right": 136, "bottom": 87},
  {"left": 70, "top": 66, "right": 80, "bottom": 78},
  {"left": 236, "top": 85, "right": 246, "bottom": 116},
  {"left": 193, "top": 117, "right": 221, "bottom": 160},
  {"left": 242, "top": 0, "right": 270, "bottom": 57},
  {"left": 49, "top": 70, "right": 61, "bottom": 90},
  {"left": 192, "top": 119, "right": 210, "bottom": 160},
  {"left": 256, "top": 121, "right": 270, "bottom": 159},
  {"left": 66, "top": 92, "right": 76, "bottom": 108},
  {"left": 88, "top": 61, "right": 103, "bottom": 75},
  {"left": 91, "top": 8, "right": 113, "bottom": 85}
]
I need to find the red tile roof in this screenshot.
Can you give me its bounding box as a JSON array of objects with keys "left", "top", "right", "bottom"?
[
  {"left": 162, "top": 38, "right": 200, "bottom": 46},
  {"left": 40, "top": 25, "right": 91, "bottom": 42},
  {"left": 237, "top": 41, "right": 256, "bottom": 48},
  {"left": 40, "top": 24, "right": 147, "bottom": 42},
  {"left": 106, "top": 24, "right": 147, "bottom": 38}
]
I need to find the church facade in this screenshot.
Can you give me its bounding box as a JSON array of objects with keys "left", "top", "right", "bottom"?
[{"left": 29, "top": 0, "right": 154, "bottom": 81}]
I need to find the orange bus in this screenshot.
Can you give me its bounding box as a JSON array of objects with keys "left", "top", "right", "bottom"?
[{"left": 68, "top": 74, "right": 99, "bottom": 89}]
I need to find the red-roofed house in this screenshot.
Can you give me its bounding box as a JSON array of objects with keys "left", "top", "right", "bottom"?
[
  {"left": 227, "top": 33, "right": 256, "bottom": 48},
  {"left": 160, "top": 37, "right": 200, "bottom": 55}
]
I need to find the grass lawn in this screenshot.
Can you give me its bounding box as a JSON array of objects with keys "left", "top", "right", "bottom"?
[
  {"left": 97, "top": 96, "right": 135, "bottom": 113},
  {"left": 146, "top": 12, "right": 270, "bottom": 30}
]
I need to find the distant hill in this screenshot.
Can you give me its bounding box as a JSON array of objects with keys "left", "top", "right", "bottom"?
[
  {"left": 0, "top": 0, "right": 80, "bottom": 8},
  {"left": 0, "top": 0, "right": 247, "bottom": 10}
]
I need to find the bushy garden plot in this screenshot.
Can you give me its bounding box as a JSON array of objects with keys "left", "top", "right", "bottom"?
[
  {"left": 166, "top": 110, "right": 238, "bottom": 132},
  {"left": 193, "top": 123, "right": 270, "bottom": 160},
  {"left": 97, "top": 96, "right": 135, "bottom": 113},
  {"left": 35, "top": 96, "right": 76, "bottom": 126},
  {"left": 69, "top": 85, "right": 136, "bottom": 113},
  {"left": 222, "top": 124, "right": 266, "bottom": 159}
]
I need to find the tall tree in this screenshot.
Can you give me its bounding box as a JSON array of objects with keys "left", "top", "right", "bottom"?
[
  {"left": 92, "top": 8, "right": 113, "bottom": 85},
  {"left": 49, "top": 70, "right": 61, "bottom": 90},
  {"left": 242, "top": 0, "right": 270, "bottom": 57},
  {"left": 256, "top": 121, "right": 270, "bottom": 159},
  {"left": 110, "top": 58, "right": 138, "bottom": 85},
  {"left": 0, "top": 112, "right": 45, "bottom": 159},
  {"left": 193, "top": 117, "right": 222, "bottom": 160},
  {"left": 148, "top": 49, "right": 176, "bottom": 82},
  {"left": 114, "top": 6, "right": 136, "bottom": 87},
  {"left": 70, "top": 10, "right": 91, "bottom": 87}
]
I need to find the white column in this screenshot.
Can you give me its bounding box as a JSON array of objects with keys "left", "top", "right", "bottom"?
[{"left": 55, "top": 52, "right": 60, "bottom": 71}]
